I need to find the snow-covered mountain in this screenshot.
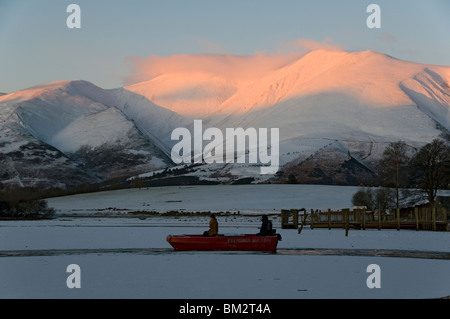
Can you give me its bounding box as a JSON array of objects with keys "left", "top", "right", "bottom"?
[
  {"left": 213, "top": 50, "right": 450, "bottom": 131},
  {"left": 0, "top": 80, "right": 173, "bottom": 188},
  {"left": 204, "top": 50, "right": 450, "bottom": 183},
  {"left": 1, "top": 49, "right": 449, "bottom": 188}
]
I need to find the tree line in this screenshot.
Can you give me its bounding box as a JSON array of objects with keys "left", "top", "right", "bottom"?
[
  {"left": 353, "top": 138, "right": 450, "bottom": 211},
  {"left": 0, "top": 186, "right": 55, "bottom": 219}
]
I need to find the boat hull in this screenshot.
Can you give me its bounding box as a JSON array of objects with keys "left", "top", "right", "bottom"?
[{"left": 166, "top": 234, "right": 279, "bottom": 253}]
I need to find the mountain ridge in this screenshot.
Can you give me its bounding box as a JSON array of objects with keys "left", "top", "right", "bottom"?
[{"left": 1, "top": 49, "right": 449, "bottom": 188}]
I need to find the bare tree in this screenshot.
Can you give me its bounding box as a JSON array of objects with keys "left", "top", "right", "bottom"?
[
  {"left": 410, "top": 139, "right": 450, "bottom": 206},
  {"left": 375, "top": 187, "right": 395, "bottom": 214},
  {"left": 352, "top": 187, "right": 394, "bottom": 212},
  {"left": 352, "top": 187, "right": 375, "bottom": 211},
  {"left": 378, "top": 141, "right": 410, "bottom": 209}
]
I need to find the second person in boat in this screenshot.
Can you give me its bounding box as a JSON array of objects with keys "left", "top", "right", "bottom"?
[{"left": 257, "top": 215, "right": 275, "bottom": 236}]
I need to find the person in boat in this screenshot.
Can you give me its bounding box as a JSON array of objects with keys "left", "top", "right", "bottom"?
[
  {"left": 203, "top": 214, "right": 219, "bottom": 236},
  {"left": 257, "top": 215, "right": 275, "bottom": 236}
]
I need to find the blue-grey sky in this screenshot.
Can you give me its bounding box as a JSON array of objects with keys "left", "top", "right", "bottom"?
[{"left": 1, "top": 0, "right": 449, "bottom": 93}]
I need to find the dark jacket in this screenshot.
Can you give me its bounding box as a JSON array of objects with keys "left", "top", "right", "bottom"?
[{"left": 258, "top": 216, "right": 273, "bottom": 235}]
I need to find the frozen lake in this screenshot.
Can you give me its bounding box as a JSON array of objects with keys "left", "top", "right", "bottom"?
[{"left": 1, "top": 185, "right": 449, "bottom": 300}]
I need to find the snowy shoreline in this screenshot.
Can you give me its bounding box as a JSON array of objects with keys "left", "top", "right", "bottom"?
[{"left": 44, "top": 184, "right": 362, "bottom": 215}]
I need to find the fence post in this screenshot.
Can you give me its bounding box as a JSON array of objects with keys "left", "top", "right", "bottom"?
[
  {"left": 378, "top": 209, "right": 381, "bottom": 230},
  {"left": 396, "top": 208, "right": 400, "bottom": 231},
  {"left": 328, "top": 209, "right": 331, "bottom": 230},
  {"left": 298, "top": 211, "right": 308, "bottom": 234},
  {"left": 362, "top": 209, "right": 366, "bottom": 230},
  {"left": 432, "top": 207, "right": 436, "bottom": 231},
  {"left": 343, "top": 208, "right": 350, "bottom": 237},
  {"left": 293, "top": 210, "right": 299, "bottom": 228},
  {"left": 414, "top": 207, "right": 419, "bottom": 231}
]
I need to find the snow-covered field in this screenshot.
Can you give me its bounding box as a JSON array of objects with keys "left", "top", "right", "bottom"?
[
  {"left": 0, "top": 185, "right": 449, "bottom": 299},
  {"left": 46, "top": 184, "right": 362, "bottom": 215}
]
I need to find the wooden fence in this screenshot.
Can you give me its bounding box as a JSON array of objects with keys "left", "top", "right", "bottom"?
[{"left": 284, "top": 207, "right": 448, "bottom": 233}]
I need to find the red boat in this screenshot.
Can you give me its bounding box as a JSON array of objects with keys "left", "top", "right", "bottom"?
[{"left": 166, "top": 234, "right": 281, "bottom": 253}]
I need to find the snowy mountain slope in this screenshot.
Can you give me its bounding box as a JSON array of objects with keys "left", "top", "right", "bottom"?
[
  {"left": 5, "top": 80, "right": 124, "bottom": 150},
  {"left": 122, "top": 52, "right": 300, "bottom": 118},
  {"left": 122, "top": 72, "right": 239, "bottom": 118},
  {"left": 400, "top": 67, "right": 450, "bottom": 132},
  {"left": 0, "top": 80, "right": 174, "bottom": 187},
  {"left": 209, "top": 50, "right": 449, "bottom": 134},
  {"left": 279, "top": 140, "right": 376, "bottom": 185},
  {"left": 109, "top": 87, "right": 190, "bottom": 152},
  {"left": 209, "top": 50, "right": 415, "bottom": 116},
  {"left": 0, "top": 120, "right": 98, "bottom": 188}
]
